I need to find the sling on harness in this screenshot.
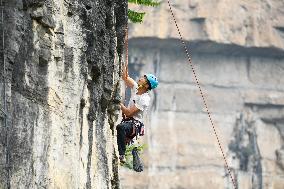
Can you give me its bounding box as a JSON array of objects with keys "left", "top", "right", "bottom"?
[{"left": 132, "top": 147, "right": 144, "bottom": 172}]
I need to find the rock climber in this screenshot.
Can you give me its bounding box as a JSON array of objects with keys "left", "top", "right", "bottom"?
[{"left": 116, "top": 65, "right": 158, "bottom": 163}]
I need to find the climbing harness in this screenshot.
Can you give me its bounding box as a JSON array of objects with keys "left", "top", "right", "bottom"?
[
  {"left": 0, "top": 0, "right": 11, "bottom": 188},
  {"left": 121, "top": 117, "right": 145, "bottom": 144},
  {"left": 167, "top": 0, "right": 237, "bottom": 188}
]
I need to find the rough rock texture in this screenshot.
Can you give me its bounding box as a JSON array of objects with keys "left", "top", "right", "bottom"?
[
  {"left": 0, "top": 0, "right": 127, "bottom": 188},
  {"left": 120, "top": 0, "right": 284, "bottom": 189}
]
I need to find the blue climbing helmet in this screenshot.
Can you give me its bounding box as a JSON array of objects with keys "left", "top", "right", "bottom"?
[{"left": 145, "top": 74, "right": 159, "bottom": 90}]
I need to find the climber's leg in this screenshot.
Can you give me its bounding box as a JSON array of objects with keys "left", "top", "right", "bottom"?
[{"left": 116, "top": 122, "right": 133, "bottom": 156}]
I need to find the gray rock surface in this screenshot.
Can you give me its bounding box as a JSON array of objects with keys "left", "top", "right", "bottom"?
[
  {"left": 120, "top": 0, "right": 284, "bottom": 189},
  {"left": 0, "top": 0, "right": 127, "bottom": 188}
]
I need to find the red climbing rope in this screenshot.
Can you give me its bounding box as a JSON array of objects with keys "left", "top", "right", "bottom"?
[
  {"left": 121, "top": 24, "right": 129, "bottom": 112},
  {"left": 167, "top": 0, "right": 237, "bottom": 188},
  {"left": 125, "top": 25, "right": 129, "bottom": 69}
]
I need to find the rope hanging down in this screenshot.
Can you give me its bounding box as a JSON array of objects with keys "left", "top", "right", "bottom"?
[{"left": 167, "top": 0, "right": 237, "bottom": 188}]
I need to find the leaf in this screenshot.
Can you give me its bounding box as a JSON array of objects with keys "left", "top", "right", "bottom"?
[
  {"left": 128, "top": 9, "right": 146, "bottom": 23},
  {"left": 128, "top": 0, "right": 161, "bottom": 7}
]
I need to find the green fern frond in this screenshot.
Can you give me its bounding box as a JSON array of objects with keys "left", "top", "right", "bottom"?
[
  {"left": 128, "top": 0, "right": 161, "bottom": 7},
  {"left": 128, "top": 9, "right": 146, "bottom": 23}
]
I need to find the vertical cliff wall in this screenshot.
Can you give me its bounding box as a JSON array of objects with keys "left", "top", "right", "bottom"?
[
  {"left": 0, "top": 0, "right": 127, "bottom": 188},
  {"left": 121, "top": 0, "right": 284, "bottom": 189}
]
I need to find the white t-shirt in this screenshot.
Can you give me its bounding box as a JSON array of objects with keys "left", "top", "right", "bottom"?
[{"left": 128, "top": 82, "right": 150, "bottom": 122}]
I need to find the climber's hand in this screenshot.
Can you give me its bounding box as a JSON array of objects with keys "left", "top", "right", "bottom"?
[{"left": 122, "top": 65, "right": 135, "bottom": 88}]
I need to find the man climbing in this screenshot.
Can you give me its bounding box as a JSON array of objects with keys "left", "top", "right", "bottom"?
[{"left": 116, "top": 65, "right": 158, "bottom": 163}]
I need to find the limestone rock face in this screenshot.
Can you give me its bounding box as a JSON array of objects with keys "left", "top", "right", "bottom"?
[
  {"left": 0, "top": 0, "right": 127, "bottom": 188},
  {"left": 121, "top": 0, "right": 284, "bottom": 189}
]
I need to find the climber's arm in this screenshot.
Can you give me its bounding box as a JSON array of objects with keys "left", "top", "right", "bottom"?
[
  {"left": 122, "top": 65, "right": 135, "bottom": 88},
  {"left": 120, "top": 103, "right": 139, "bottom": 117}
]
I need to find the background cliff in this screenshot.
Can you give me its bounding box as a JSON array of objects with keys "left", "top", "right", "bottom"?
[
  {"left": 121, "top": 0, "right": 284, "bottom": 189},
  {"left": 1, "top": 0, "right": 284, "bottom": 188},
  {"left": 0, "top": 0, "right": 127, "bottom": 188}
]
